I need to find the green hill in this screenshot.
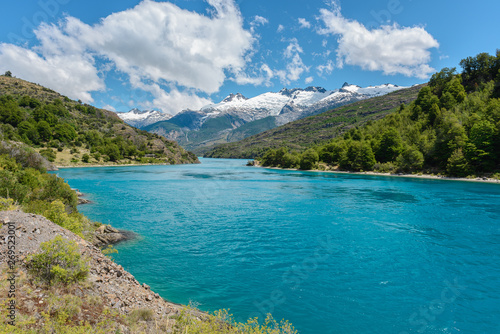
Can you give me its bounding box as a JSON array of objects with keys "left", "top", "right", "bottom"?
[
  {"left": 204, "top": 84, "right": 423, "bottom": 159},
  {"left": 238, "top": 51, "right": 500, "bottom": 178},
  {"left": 0, "top": 74, "right": 198, "bottom": 166}
]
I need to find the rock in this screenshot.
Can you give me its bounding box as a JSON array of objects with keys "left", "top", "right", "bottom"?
[
  {"left": 143, "top": 283, "right": 150, "bottom": 290},
  {"left": 78, "top": 198, "right": 92, "bottom": 205}
]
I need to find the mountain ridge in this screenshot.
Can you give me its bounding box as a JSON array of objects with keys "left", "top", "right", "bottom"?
[
  {"left": 139, "top": 83, "right": 408, "bottom": 153},
  {"left": 204, "top": 84, "right": 424, "bottom": 159}
]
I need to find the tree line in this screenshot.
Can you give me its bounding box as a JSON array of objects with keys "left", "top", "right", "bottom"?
[{"left": 259, "top": 51, "right": 500, "bottom": 178}]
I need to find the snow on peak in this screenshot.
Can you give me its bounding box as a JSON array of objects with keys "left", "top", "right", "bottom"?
[
  {"left": 116, "top": 108, "right": 172, "bottom": 129},
  {"left": 222, "top": 93, "right": 247, "bottom": 103}
]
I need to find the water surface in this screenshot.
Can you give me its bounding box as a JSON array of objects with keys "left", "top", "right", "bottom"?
[{"left": 55, "top": 158, "right": 500, "bottom": 334}]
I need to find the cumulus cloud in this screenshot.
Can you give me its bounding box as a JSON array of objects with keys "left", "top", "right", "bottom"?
[
  {"left": 277, "top": 24, "right": 285, "bottom": 33},
  {"left": 318, "top": 2, "right": 439, "bottom": 79},
  {"left": 0, "top": 44, "right": 104, "bottom": 103},
  {"left": 298, "top": 18, "right": 311, "bottom": 29},
  {"left": 305, "top": 76, "right": 314, "bottom": 84},
  {"left": 0, "top": 0, "right": 256, "bottom": 113}
]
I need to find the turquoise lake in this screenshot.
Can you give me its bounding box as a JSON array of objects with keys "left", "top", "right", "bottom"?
[{"left": 54, "top": 158, "right": 500, "bottom": 334}]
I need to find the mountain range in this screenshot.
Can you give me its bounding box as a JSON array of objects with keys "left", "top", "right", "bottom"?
[{"left": 117, "top": 83, "right": 407, "bottom": 153}]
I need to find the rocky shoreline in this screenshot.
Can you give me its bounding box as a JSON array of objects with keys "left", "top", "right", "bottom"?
[
  {"left": 72, "top": 189, "right": 136, "bottom": 247},
  {"left": 0, "top": 210, "right": 203, "bottom": 332}
]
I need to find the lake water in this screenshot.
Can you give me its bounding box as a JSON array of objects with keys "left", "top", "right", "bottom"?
[{"left": 54, "top": 158, "right": 500, "bottom": 334}]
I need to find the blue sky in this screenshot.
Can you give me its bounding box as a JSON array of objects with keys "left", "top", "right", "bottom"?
[{"left": 0, "top": 0, "right": 499, "bottom": 114}]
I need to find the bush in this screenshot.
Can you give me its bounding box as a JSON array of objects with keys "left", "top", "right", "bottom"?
[
  {"left": 43, "top": 200, "right": 83, "bottom": 236},
  {"left": 0, "top": 197, "right": 17, "bottom": 211},
  {"left": 26, "top": 236, "right": 89, "bottom": 286},
  {"left": 81, "top": 153, "right": 90, "bottom": 163}
]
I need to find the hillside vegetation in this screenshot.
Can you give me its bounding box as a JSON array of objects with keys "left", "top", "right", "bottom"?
[
  {"left": 251, "top": 52, "right": 500, "bottom": 178},
  {"left": 0, "top": 75, "right": 198, "bottom": 166},
  {"left": 204, "top": 85, "right": 423, "bottom": 158}
]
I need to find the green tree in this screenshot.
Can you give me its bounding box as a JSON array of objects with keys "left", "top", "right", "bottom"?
[
  {"left": 447, "top": 148, "right": 472, "bottom": 177},
  {"left": 299, "top": 149, "right": 319, "bottom": 170},
  {"left": 54, "top": 123, "right": 77, "bottom": 142},
  {"left": 376, "top": 128, "right": 403, "bottom": 163},
  {"left": 396, "top": 145, "right": 424, "bottom": 172},
  {"left": 81, "top": 153, "right": 90, "bottom": 163},
  {"left": 429, "top": 67, "right": 456, "bottom": 97},
  {"left": 105, "top": 143, "right": 122, "bottom": 162},
  {"left": 37, "top": 120, "right": 52, "bottom": 141},
  {"left": 4, "top": 70, "right": 12, "bottom": 77}
]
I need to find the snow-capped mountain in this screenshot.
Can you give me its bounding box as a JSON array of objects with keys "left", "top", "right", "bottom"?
[
  {"left": 144, "top": 82, "right": 407, "bottom": 152},
  {"left": 117, "top": 108, "right": 172, "bottom": 128},
  {"left": 198, "top": 83, "right": 405, "bottom": 126}
]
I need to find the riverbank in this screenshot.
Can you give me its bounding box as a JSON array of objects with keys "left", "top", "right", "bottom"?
[
  {"left": 0, "top": 210, "right": 196, "bottom": 333},
  {"left": 255, "top": 163, "right": 500, "bottom": 184}
]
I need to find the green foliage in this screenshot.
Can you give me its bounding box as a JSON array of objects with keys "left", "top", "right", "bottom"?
[
  {"left": 39, "top": 148, "right": 56, "bottom": 162},
  {"left": 174, "top": 308, "right": 297, "bottom": 334},
  {"left": 299, "top": 148, "right": 319, "bottom": 170},
  {"left": 253, "top": 51, "right": 500, "bottom": 178},
  {"left": 43, "top": 200, "right": 83, "bottom": 236},
  {"left": 81, "top": 153, "right": 90, "bottom": 163},
  {"left": 205, "top": 85, "right": 424, "bottom": 159},
  {"left": 26, "top": 236, "right": 89, "bottom": 286},
  {"left": 0, "top": 197, "right": 18, "bottom": 210},
  {"left": 376, "top": 128, "right": 403, "bottom": 162}
]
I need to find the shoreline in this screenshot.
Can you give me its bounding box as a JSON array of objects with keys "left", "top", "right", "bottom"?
[
  {"left": 56, "top": 162, "right": 180, "bottom": 169},
  {"left": 258, "top": 165, "right": 500, "bottom": 184}
]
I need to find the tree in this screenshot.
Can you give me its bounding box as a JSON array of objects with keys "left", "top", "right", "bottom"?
[
  {"left": 429, "top": 67, "right": 456, "bottom": 97},
  {"left": 376, "top": 128, "right": 403, "bottom": 163},
  {"left": 54, "top": 123, "right": 76, "bottom": 142},
  {"left": 3, "top": 71, "right": 12, "bottom": 77},
  {"left": 396, "top": 145, "right": 424, "bottom": 172},
  {"left": 460, "top": 52, "right": 497, "bottom": 92},
  {"left": 299, "top": 149, "right": 319, "bottom": 170},
  {"left": 106, "top": 144, "right": 122, "bottom": 162},
  {"left": 447, "top": 148, "right": 471, "bottom": 177},
  {"left": 37, "top": 120, "right": 52, "bottom": 141}
]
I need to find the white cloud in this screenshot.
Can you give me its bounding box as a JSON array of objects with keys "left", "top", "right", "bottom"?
[
  {"left": 250, "top": 15, "right": 268, "bottom": 33},
  {"left": 233, "top": 63, "right": 274, "bottom": 87},
  {"left": 279, "top": 38, "right": 310, "bottom": 84},
  {"left": 317, "top": 59, "right": 335, "bottom": 76},
  {"left": 318, "top": 3, "right": 439, "bottom": 79},
  {"left": 298, "top": 18, "right": 311, "bottom": 29},
  {"left": 0, "top": 0, "right": 256, "bottom": 113},
  {"left": 277, "top": 24, "right": 285, "bottom": 33},
  {"left": 102, "top": 104, "right": 116, "bottom": 111},
  {"left": 305, "top": 76, "right": 314, "bottom": 84},
  {"left": 0, "top": 42, "right": 104, "bottom": 103}
]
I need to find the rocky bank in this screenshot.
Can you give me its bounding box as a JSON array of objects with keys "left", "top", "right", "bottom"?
[{"left": 0, "top": 210, "right": 203, "bottom": 332}]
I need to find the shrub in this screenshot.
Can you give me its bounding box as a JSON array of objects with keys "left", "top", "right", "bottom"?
[
  {"left": 43, "top": 200, "right": 83, "bottom": 236},
  {"left": 128, "top": 308, "right": 154, "bottom": 324},
  {"left": 0, "top": 197, "right": 17, "bottom": 211},
  {"left": 26, "top": 236, "right": 89, "bottom": 286},
  {"left": 81, "top": 153, "right": 90, "bottom": 163}
]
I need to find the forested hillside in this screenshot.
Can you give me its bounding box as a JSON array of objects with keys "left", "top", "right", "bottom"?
[
  {"left": 0, "top": 75, "right": 198, "bottom": 166},
  {"left": 255, "top": 52, "right": 500, "bottom": 178},
  {"left": 204, "top": 85, "right": 423, "bottom": 159}
]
